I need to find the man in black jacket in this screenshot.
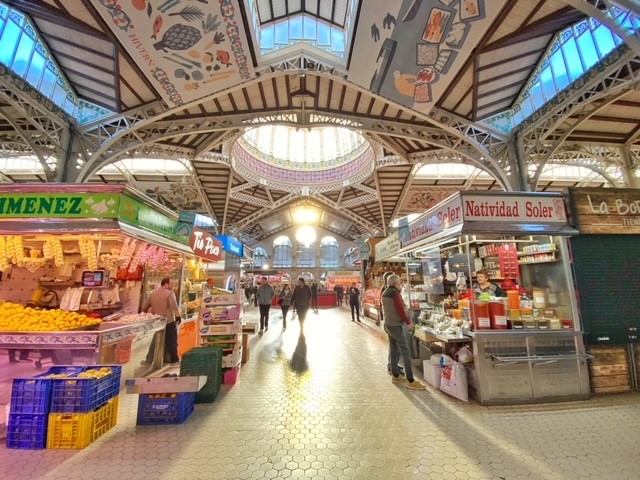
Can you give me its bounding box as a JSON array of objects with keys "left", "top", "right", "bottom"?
[
  {"left": 311, "top": 282, "right": 318, "bottom": 312},
  {"left": 291, "top": 277, "right": 312, "bottom": 330}
]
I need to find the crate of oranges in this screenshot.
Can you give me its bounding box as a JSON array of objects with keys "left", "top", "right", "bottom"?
[{"left": 50, "top": 365, "right": 122, "bottom": 413}]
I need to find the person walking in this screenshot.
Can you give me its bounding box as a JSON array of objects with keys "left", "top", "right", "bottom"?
[
  {"left": 335, "top": 284, "right": 343, "bottom": 306},
  {"left": 141, "top": 277, "right": 181, "bottom": 366},
  {"left": 257, "top": 276, "right": 275, "bottom": 334},
  {"left": 381, "top": 274, "right": 425, "bottom": 390},
  {"left": 290, "top": 277, "right": 312, "bottom": 332},
  {"left": 278, "top": 283, "right": 293, "bottom": 331},
  {"left": 311, "top": 282, "right": 319, "bottom": 312},
  {"left": 348, "top": 281, "right": 361, "bottom": 322}
]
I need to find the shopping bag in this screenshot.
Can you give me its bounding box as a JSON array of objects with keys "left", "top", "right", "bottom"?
[{"left": 439, "top": 361, "right": 469, "bottom": 402}]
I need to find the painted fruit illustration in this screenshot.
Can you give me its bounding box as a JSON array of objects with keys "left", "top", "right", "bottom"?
[{"left": 153, "top": 24, "right": 202, "bottom": 51}]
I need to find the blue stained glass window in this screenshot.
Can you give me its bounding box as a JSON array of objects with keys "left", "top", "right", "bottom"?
[
  {"left": 274, "top": 22, "right": 288, "bottom": 44},
  {"left": 303, "top": 16, "right": 316, "bottom": 40},
  {"left": 12, "top": 32, "right": 34, "bottom": 76},
  {"left": 260, "top": 24, "right": 274, "bottom": 48},
  {"left": 577, "top": 31, "right": 599, "bottom": 69},
  {"left": 540, "top": 66, "right": 555, "bottom": 100},
  {"left": 593, "top": 25, "right": 616, "bottom": 54},
  {"left": 521, "top": 96, "right": 533, "bottom": 118},
  {"left": 550, "top": 51, "right": 570, "bottom": 90},
  {"left": 317, "top": 22, "right": 330, "bottom": 45},
  {"left": 52, "top": 82, "right": 67, "bottom": 106},
  {"left": 26, "top": 50, "right": 45, "bottom": 87},
  {"left": 40, "top": 67, "right": 56, "bottom": 97},
  {"left": 530, "top": 82, "right": 544, "bottom": 109},
  {"left": 562, "top": 38, "right": 584, "bottom": 81},
  {"left": 289, "top": 16, "right": 302, "bottom": 39},
  {"left": 0, "top": 19, "right": 20, "bottom": 66},
  {"left": 331, "top": 27, "right": 344, "bottom": 52}
]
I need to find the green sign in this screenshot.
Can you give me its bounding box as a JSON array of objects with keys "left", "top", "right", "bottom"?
[
  {"left": 0, "top": 193, "right": 120, "bottom": 218},
  {"left": 118, "top": 195, "right": 188, "bottom": 244}
]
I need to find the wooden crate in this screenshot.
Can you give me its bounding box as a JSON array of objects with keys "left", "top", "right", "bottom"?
[{"left": 587, "top": 346, "right": 631, "bottom": 394}]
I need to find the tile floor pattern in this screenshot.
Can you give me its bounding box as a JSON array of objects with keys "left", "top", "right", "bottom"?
[{"left": 1, "top": 306, "right": 639, "bottom": 480}]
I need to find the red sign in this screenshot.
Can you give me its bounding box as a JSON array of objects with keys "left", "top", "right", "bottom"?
[{"left": 189, "top": 227, "right": 222, "bottom": 261}]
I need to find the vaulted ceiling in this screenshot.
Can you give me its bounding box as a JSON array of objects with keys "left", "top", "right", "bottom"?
[{"left": 1, "top": 0, "right": 639, "bottom": 247}]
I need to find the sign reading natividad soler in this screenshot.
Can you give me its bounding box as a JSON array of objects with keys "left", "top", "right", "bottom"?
[{"left": 569, "top": 188, "right": 640, "bottom": 234}]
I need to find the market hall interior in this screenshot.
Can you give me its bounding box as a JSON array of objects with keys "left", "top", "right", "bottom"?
[{"left": 1, "top": 306, "right": 638, "bottom": 480}]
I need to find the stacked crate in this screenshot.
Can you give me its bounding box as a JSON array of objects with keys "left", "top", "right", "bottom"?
[
  {"left": 199, "top": 291, "right": 243, "bottom": 371},
  {"left": 6, "top": 365, "right": 121, "bottom": 450},
  {"left": 180, "top": 346, "right": 223, "bottom": 403},
  {"left": 587, "top": 346, "right": 631, "bottom": 393},
  {"left": 136, "top": 392, "right": 196, "bottom": 425}
]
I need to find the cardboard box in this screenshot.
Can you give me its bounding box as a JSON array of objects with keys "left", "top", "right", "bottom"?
[
  {"left": 423, "top": 360, "right": 444, "bottom": 389},
  {"left": 125, "top": 376, "right": 207, "bottom": 394},
  {"left": 241, "top": 333, "right": 250, "bottom": 364},
  {"left": 199, "top": 322, "right": 241, "bottom": 335},
  {"left": 199, "top": 305, "right": 242, "bottom": 322},
  {"left": 242, "top": 322, "right": 259, "bottom": 334},
  {"left": 203, "top": 292, "right": 241, "bottom": 305},
  {"left": 222, "top": 348, "right": 242, "bottom": 368}
]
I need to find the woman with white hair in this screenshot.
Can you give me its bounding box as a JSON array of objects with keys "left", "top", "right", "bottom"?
[{"left": 380, "top": 274, "right": 426, "bottom": 390}]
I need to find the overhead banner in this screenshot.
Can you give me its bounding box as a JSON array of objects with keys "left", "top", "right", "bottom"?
[
  {"left": 189, "top": 227, "right": 223, "bottom": 261},
  {"left": 348, "top": 0, "right": 506, "bottom": 114},
  {"left": 215, "top": 235, "right": 243, "bottom": 257},
  {"left": 91, "top": 0, "right": 254, "bottom": 107},
  {"left": 569, "top": 188, "right": 640, "bottom": 234},
  {"left": 374, "top": 231, "right": 401, "bottom": 260}
]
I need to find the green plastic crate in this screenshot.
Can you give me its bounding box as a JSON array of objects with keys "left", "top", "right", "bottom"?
[{"left": 180, "top": 347, "right": 223, "bottom": 403}]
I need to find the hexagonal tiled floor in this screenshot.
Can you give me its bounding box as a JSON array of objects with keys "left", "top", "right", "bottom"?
[{"left": 1, "top": 305, "right": 639, "bottom": 480}]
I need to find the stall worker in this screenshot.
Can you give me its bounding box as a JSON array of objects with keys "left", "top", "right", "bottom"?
[
  {"left": 473, "top": 270, "right": 506, "bottom": 298},
  {"left": 142, "top": 277, "right": 181, "bottom": 366}
]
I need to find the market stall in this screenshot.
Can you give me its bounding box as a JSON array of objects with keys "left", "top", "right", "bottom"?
[
  {"left": 0, "top": 184, "right": 194, "bottom": 417},
  {"left": 397, "top": 191, "right": 590, "bottom": 405},
  {"left": 567, "top": 187, "right": 640, "bottom": 393}
]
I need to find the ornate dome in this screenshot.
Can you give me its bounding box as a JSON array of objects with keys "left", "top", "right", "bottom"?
[{"left": 232, "top": 125, "right": 375, "bottom": 193}]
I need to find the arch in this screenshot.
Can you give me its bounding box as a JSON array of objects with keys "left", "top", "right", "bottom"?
[
  {"left": 254, "top": 247, "right": 268, "bottom": 268},
  {"left": 320, "top": 236, "right": 340, "bottom": 268},
  {"left": 273, "top": 236, "right": 292, "bottom": 268},
  {"left": 297, "top": 241, "right": 316, "bottom": 268}
]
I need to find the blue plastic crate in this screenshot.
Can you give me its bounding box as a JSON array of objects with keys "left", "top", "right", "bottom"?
[
  {"left": 10, "top": 366, "right": 84, "bottom": 415},
  {"left": 136, "top": 392, "right": 196, "bottom": 425},
  {"left": 50, "top": 365, "right": 122, "bottom": 413},
  {"left": 6, "top": 413, "right": 48, "bottom": 449}
]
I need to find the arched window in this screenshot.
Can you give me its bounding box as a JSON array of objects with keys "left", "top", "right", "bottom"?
[
  {"left": 254, "top": 247, "right": 268, "bottom": 268},
  {"left": 297, "top": 242, "right": 316, "bottom": 268},
  {"left": 273, "top": 236, "right": 292, "bottom": 268},
  {"left": 320, "top": 236, "right": 340, "bottom": 268}
]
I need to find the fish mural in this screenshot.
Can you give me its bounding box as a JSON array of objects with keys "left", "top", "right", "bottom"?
[{"left": 91, "top": 0, "right": 254, "bottom": 106}]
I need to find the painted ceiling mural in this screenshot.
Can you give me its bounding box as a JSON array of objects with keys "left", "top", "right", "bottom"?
[
  {"left": 92, "top": 0, "right": 254, "bottom": 107},
  {"left": 348, "top": 0, "right": 506, "bottom": 114},
  {"left": 398, "top": 186, "right": 460, "bottom": 216}
]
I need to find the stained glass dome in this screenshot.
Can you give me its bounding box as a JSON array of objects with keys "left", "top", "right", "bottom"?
[{"left": 232, "top": 125, "right": 375, "bottom": 193}]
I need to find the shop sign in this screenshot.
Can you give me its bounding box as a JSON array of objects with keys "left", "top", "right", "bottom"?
[
  {"left": 374, "top": 231, "right": 400, "bottom": 260},
  {"left": 189, "top": 227, "right": 223, "bottom": 261},
  {"left": 570, "top": 188, "right": 640, "bottom": 234},
  {"left": 118, "top": 195, "right": 188, "bottom": 244},
  {"left": 0, "top": 193, "right": 120, "bottom": 218},
  {"left": 400, "top": 196, "right": 463, "bottom": 247},
  {"left": 215, "top": 235, "right": 243, "bottom": 257},
  {"left": 462, "top": 194, "right": 567, "bottom": 223},
  {"left": 327, "top": 271, "right": 360, "bottom": 277}
]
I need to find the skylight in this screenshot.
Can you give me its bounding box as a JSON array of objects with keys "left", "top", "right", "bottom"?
[
  {"left": 246, "top": 0, "right": 358, "bottom": 61},
  {"left": 481, "top": 7, "right": 638, "bottom": 134},
  {"left": 0, "top": 2, "right": 112, "bottom": 124}
]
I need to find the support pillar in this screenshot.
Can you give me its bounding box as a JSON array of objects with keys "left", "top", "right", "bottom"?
[
  {"left": 513, "top": 135, "right": 531, "bottom": 192},
  {"left": 620, "top": 146, "right": 640, "bottom": 188}
]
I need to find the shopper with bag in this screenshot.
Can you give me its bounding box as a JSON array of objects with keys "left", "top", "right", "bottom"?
[
  {"left": 278, "top": 284, "right": 293, "bottom": 331},
  {"left": 290, "top": 277, "right": 312, "bottom": 332},
  {"left": 381, "top": 274, "right": 425, "bottom": 390}
]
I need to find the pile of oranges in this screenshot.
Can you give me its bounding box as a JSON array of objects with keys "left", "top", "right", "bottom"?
[{"left": 0, "top": 302, "right": 101, "bottom": 332}]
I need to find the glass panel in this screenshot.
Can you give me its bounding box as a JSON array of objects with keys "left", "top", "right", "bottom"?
[
  {"left": 513, "top": 108, "right": 524, "bottom": 125},
  {"left": 593, "top": 25, "right": 616, "bottom": 56},
  {"left": 63, "top": 96, "right": 76, "bottom": 115},
  {"left": 40, "top": 67, "right": 56, "bottom": 97},
  {"left": 274, "top": 22, "right": 288, "bottom": 44},
  {"left": 539, "top": 66, "right": 556, "bottom": 101},
  {"left": 331, "top": 27, "right": 345, "bottom": 53},
  {"left": 303, "top": 16, "right": 316, "bottom": 40},
  {"left": 562, "top": 38, "right": 584, "bottom": 81},
  {"left": 550, "top": 51, "right": 570, "bottom": 91},
  {"left": 26, "top": 50, "right": 45, "bottom": 88},
  {"left": 260, "top": 24, "right": 274, "bottom": 49},
  {"left": 0, "top": 19, "right": 20, "bottom": 66},
  {"left": 11, "top": 31, "right": 34, "bottom": 76},
  {"left": 317, "top": 22, "right": 330, "bottom": 45},
  {"left": 289, "top": 16, "right": 302, "bottom": 39},
  {"left": 530, "top": 82, "right": 544, "bottom": 109},
  {"left": 521, "top": 96, "right": 534, "bottom": 118},
  {"left": 576, "top": 31, "right": 599, "bottom": 70},
  {"left": 52, "top": 81, "right": 67, "bottom": 106}
]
